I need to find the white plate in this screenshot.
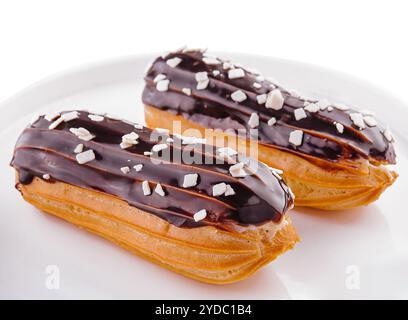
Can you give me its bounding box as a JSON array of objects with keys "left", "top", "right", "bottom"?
[{"left": 1, "top": 53, "right": 407, "bottom": 299}]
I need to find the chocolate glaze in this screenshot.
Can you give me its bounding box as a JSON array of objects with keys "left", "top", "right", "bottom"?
[
  {"left": 10, "top": 111, "right": 293, "bottom": 229},
  {"left": 142, "top": 49, "right": 396, "bottom": 164}
]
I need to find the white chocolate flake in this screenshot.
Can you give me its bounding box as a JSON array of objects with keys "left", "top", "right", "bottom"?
[
  {"left": 267, "top": 117, "right": 277, "bottom": 126},
  {"left": 193, "top": 209, "right": 207, "bottom": 222},
  {"left": 75, "top": 149, "right": 95, "bottom": 164},
  {"left": 166, "top": 57, "right": 182, "bottom": 68},
  {"left": 266, "top": 89, "right": 284, "bottom": 110},
  {"left": 256, "top": 94, "right": 267, "bottom": 104},
  {"left": 294, "top": 108, "right": 307, "bottom": 121},
  {"left": 153, "top": 74, "right": 166, "bottom": 83},
  {"left": 70, "top": 127, "right": 94, "bottom": 141},
  {"left": 231, "top": 90, "right": 247, "bottom": 102},
  {"left": 182, "top": 88, "right": 192, "bottom": 96},
  {"left": 212, "top": 183, "right": 227, "bottom": 197},
  {"left": 228, "top": 68, "right": 245, "bottom": 79},
  {"left": 156, "top": 79, "right": 170, "bottom": 92},
  {"left": 88, "top": 114, "right": 104, "bottom": 122},
  {"left": 183, "top": 173, "right": 199, "bottom": 188},
  {"left": 74, "top": 144, "right": 84, "bottom": 154},
  {"left": 349, "top": 113, "right": 366, "bottom": 129},
  {"left": 120, "top": 166, "right": 130, "bottom": 174},
  {"left": 142, "top": 181, "right": 151, "bottom": 196},
  {"left": 154, "top": 183, "right": 166, "bottom": 197},
  {"left": 248, "top": 113, "right": 259, "bottom": 128},
  {"left": 289, "top": 130, "right": 303, "bottom": 147}
]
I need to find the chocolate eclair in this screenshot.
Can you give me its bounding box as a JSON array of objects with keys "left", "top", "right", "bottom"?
[
  {"left": 142, "top": 48, "right": 398, "bottom": 210},
  {"left": 10, "top": 110, "right": 298, "bottom": 284}
]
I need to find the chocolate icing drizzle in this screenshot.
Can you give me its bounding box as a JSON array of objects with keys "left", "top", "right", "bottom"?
[
  {"left": 142, "top": 49, "right": 396, "bottom": 164},
  {"left": 11, "top": 111, "right": 293, "bottom": 228}
]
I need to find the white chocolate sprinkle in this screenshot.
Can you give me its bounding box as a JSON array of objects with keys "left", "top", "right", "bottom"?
[
  {"left": 246, "top": 67, "right": 260, "bottom": 75},
  {"left": 75, "top": 149, "right": 95, "bottom": 164},
  {"left": 256, "top": 94, "right": 267, "bottom": 104},
  {"left": 266, "top": 89, "right": 284, "bottom": 110},
  {"left": 212, "top": 70, "right": 221, "bottom": 76},
  {"left": 156, "top": 79, "right": 170, "bottom": 92},
  {"left": 144, "top": 151, "right": 153, "bottom": 156},
  {"left": 335, "top": 122, "right": 344, "bottom": 134},
  {"left": 121, "top": 132, "right": 139, "bottom": 146},
  {"left": 349, "top": 113, "right": 366, "bottom": 129},
  {"left": 383, "top": 128, "right": 393, "bottom": 142},
  {"left": 196, "top": 79, "right": 209, "bottom": 90},
  {"left": 152, "top": 143, "right": 168, "bottom": 152},
  {"left": 289, "top": 130, "right": 303, "bottom": 147},
  {"left": 120, "top": 166, "right": 130, "bottom": 174},
  {"left": 74, "top": 144, "right": 84, "bottom": 154},
  {"left": 231, "top": 90, "right": 247, "bottom": 102},
  {"left": 327, "top": 106, "right": 334, "bottom": 112},
  {"left": 193, "top": 209, "right": 207, "bottom": 222},
  {"left": 256, "top": 75, "right": 265, "bottom": 82},
  {"left": 134, "top": 123, "right": 144, "bottom": 130},
  {"left": 248, "top": 113, "right": 259, "bottom": 128},
  {"left": 182, "top": 88, "right": 192, "bottom": 96},
  {"left": 69, "top": 127, "right": 94, "bottom": 141},
  {"left": 42, "top": 174, "right": 50, "bottom": 180},
  {"left": 212, "top": 183, "right": 227, "bottom": 197},
  {"left": 61, "top": 111, "right": 79, "bottom": 122},
  {"left": 182, "top": 173, "right": 198, "bottom": 188},
  {"left": 363, "top": 116, "right": 377, "bottom": 127},
  {"left": 334, "top": 103, "right": 350, "bottom": 111},
  {"left": 48, "top": 117, "right": 64, "bottom": 130},
  {"left": 304, "top": 103, "right": 320, "bottom": 113},
  {"left": 153, "top": 74, "right": 166, "bottom": 83},
  {"left": 166, "top": 137, "right": 174, "bottom": 143},
  {"left": 45, "top": 112, "right": 60, "bottom": 121},
  {"left": 203, "top": 57, "right": 220, "bottom": 65},
  {"left": 224, "top": 185, "right": 235, "bottom": 196},
  {"left": 120, "top": 142, "right": 132, "bottom": 149},
  {"left": 317, "top": 99, "right": 330, "bottom": 110},
  {"left": 29, "top": 114, "right": 41, "bottom": 125},
  {"left": 267, "top": 117, "right": 277, "bottom": 126},
  {"left": 294, "top": 108, "right": 307, "bottom": 121},
  {"left": 142, "top": 181, "right": 151, "bottom": 196},
  {"left": 195, "top": 71, "right": 208, "bottom": 82},
  {"left": 253, "top": 82, "right": 262, "bottom": 89},
  {"left": 166, "top": 57, "right": 182, "bottom": 68},
  {"left": 105, "top": 114, "right": 121, "bottom": 120},
  {"left": 229, "top": 162, "right": 247, "bottom": 178},
  {"left": 154, "top": 183, "right": 166, "bottom": 197},
  {"left": 223, "top": 62, "right": 233, "bottom": 70},
  {"left": 88, "top": 114, "right": 104, "bottom": 122},
  {"left": 133, "top": 164, "right": 143, "bottom": 172},
  {"left": 228, "top": 68, "right": 245, "bottom": 79}
]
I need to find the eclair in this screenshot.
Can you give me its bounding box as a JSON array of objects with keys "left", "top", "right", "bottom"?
[
  {"left": 10, "top": 110, "right": 298, "bottom": 284},
  {"left": 142, "top": 48, "right": 398, "bottom": 210}
]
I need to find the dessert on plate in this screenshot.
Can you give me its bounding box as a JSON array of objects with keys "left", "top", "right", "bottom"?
[
  {"left": 143, "top": 48, "right": 397, "bottom": 210},
  {"left": 10, "top": 110, "right": 298, "bottom": 284}
]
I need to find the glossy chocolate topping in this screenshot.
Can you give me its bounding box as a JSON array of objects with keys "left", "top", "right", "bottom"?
[
  {"left": 142, "top": 49, "right": 396, "bottom": 164},
  {"left": 11, "top": 111, "right": 293, "bottom": 229}
]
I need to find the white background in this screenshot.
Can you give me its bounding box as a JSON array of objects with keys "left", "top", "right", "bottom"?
[{"left": 0, "top": 0, "right": 407, "bottom": 105}]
